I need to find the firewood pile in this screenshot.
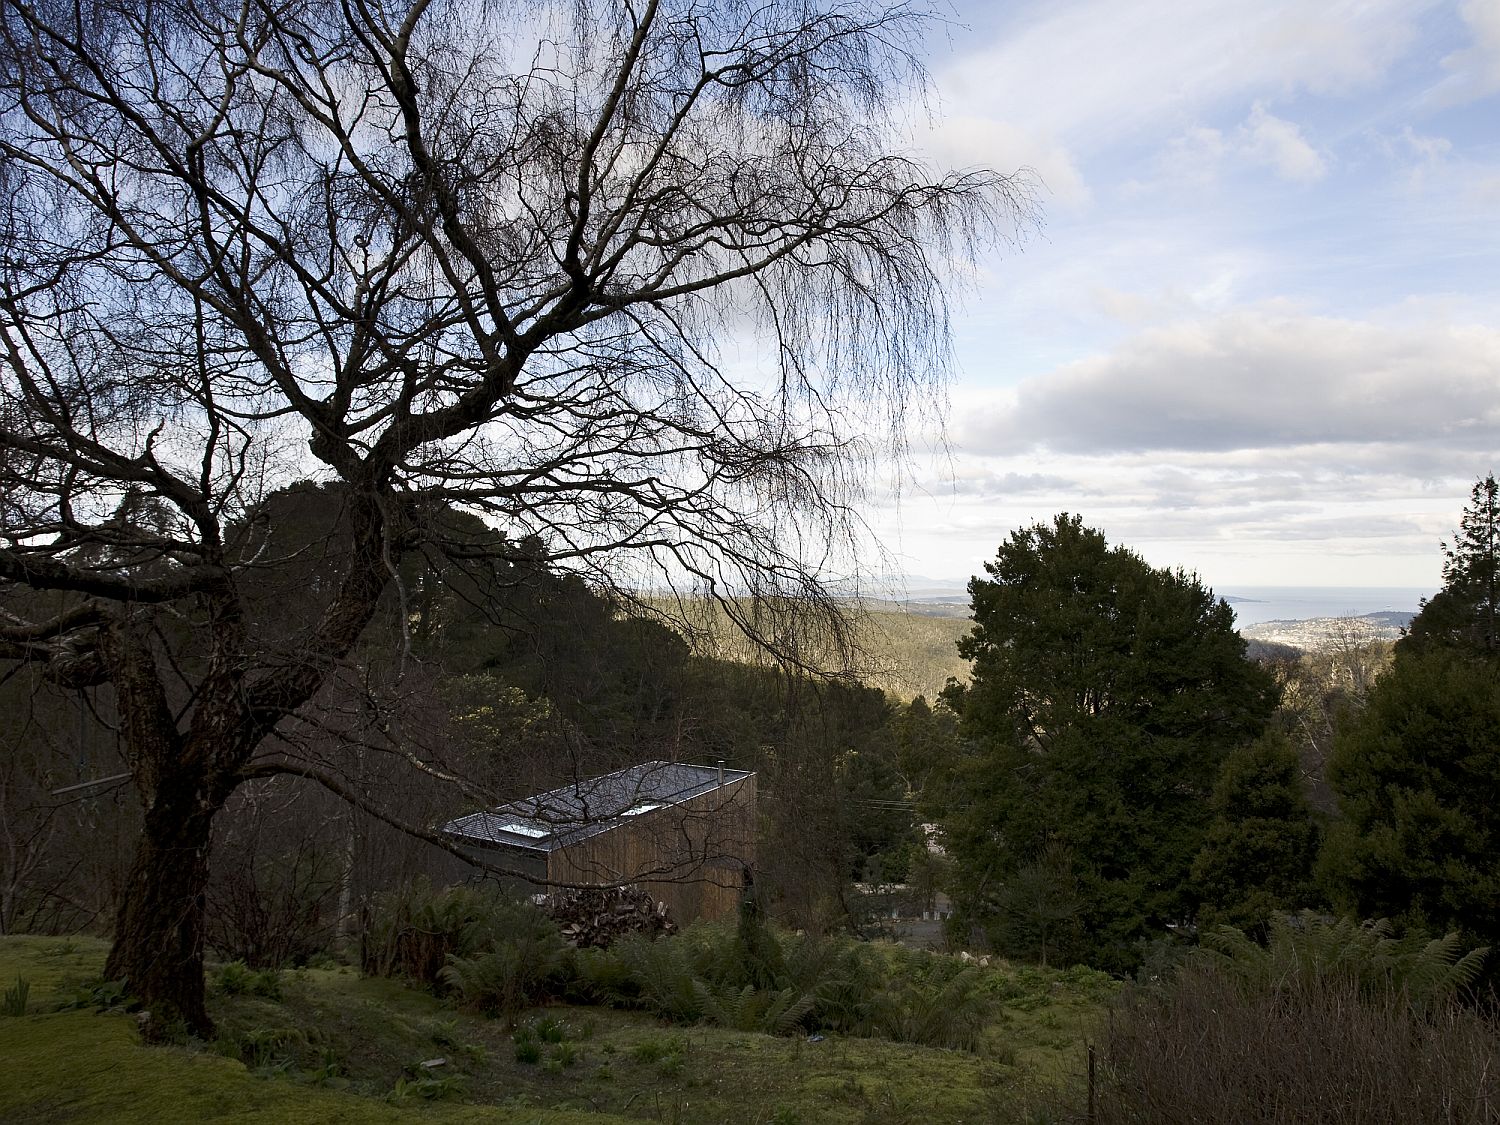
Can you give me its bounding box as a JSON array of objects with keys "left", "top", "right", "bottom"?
[{"left": 541, "top": 884, "right": 677, "bottom": 948}]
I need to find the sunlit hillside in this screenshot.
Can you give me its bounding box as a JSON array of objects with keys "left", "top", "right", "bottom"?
[{"left": 654, "top": 597, "right": 973, "bottom": 701}]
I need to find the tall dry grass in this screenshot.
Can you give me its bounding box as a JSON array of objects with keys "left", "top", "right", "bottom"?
[{"left": 1098, "top": 964, "right": 1499, "bottom": 1124}]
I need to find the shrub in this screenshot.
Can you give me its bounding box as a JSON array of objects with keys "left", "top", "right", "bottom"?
[
  {"left": 206, "top": 827, "right": 341, "bottom": 969},
  {"left": 364, "top": 881, "right": 567, "bottom": 1014},
  {"left": 214, "top": 961, "right": 284, "bottom": 1000},
  {"left": 611, "top": 932, "right": 707, "bottom": 1023},
  {"left": 438, "top": 914, "right": 568, "bottom": 1017},
  {"left": 1201, "top": 911, "right": 1488, "bottom": 1013},
  {"left": 1098, "top": 915, "right": 1498, "bottom": 1123},
  {"left": 2, "top": 974, "right": 29, "bottom": 1017},
  {"left": 235, "top": 1026, "right": 307, "bottom": 1070},
  {"left": 361, "top": 881, "right": 497, "bottom": 985},
  {"left": 871, "top": 965, "right": 993, "bottom": 1051}
]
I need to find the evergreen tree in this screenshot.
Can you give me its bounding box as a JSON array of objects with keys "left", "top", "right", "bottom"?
[
  {"left": 990, "top": 841, "right": 1084, "bottom": 968},
  {"left": 940, "top": 514, "right": 1278, "bottom": 970},
  {"left": 1191, "top": 732, "right": 1321, "bottom": 935},
  {"left": 1401, "top": 473, "right": 1499, "bottom": 656},
  {"left": 1322, "top": 649, "right": 1500, "bottom": 944}
]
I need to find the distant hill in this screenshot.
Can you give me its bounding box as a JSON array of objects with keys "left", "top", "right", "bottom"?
[
  {"left": 662, "top": 597, "right": 1415, "bottom": 697},
  {"left": 659, "top": 596, "right": 971, "bottom": 701},
  {"left": 853, "top": 601, "right": 972, "bottom": 697}
]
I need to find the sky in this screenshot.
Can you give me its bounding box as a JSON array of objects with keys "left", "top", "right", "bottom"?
[{"left": 867, "top": 0, "right": 1500, "bottom": 591}]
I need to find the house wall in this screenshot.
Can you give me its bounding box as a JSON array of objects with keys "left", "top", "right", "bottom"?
[
  {"left": 545, "top": 775, "right": 757, "bottom": 924},
  {"left": 446, "top": 843, "right": 549, "bottom": 894}
]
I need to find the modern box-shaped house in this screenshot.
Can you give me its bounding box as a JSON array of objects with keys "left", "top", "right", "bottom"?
[{"left": 442, "top": 760, "right": 756, "bottom": 923}]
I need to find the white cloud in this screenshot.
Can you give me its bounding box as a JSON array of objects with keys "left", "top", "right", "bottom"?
[
  {"left": 1239, "top": 103, "right": 1328, "bottom": 182},
  {"left": 880, "top": 1, "right": 1494, "bottom": 589},
  {"left": 1160, "top": 126, "right": 1229, "bottom": 184},
  {"left": 1159, "top": 105, "right": 1326, "bottom": 186},
  {"left": 959, "top": 309, "right": 1500, "bottom": 455},
  {"left": 1398, "top": 125, "right": 1453, "bottom": 164},
  {"left": 923, "top": 116, "right": 1089, "bottom": 204},
  {"left": 936, "top": 0, "right": 1424, "bottom": 152},
  {"left": 873, "top": 439, "right": 1475, "bottom": 587},
  {"left": 1438, "top": 0, "right": 1500, "bottom": 101}
]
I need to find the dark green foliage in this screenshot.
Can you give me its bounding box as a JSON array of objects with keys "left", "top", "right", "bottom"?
[
  {"left": 56, "top": 977, "right": 134, "bottom": 1014},
  {"left": 512, "top": 1016, "right": 580, "bottom": 1069},
  {"left": 940, "top": 515, "right": 1278, "bottom": 970},
  {"left": 362, "top": 882, "right": 567, "bottom": 1015},
  {"left": 1401, "top": 473, "right": 1499, "bottom": 657},
  {"left": 361, "top": 881, "right": 490, "bottom": 985},
  {"left": 841, "top": 737, "right": 921, "bottom": 884},
  {"left": 1191, "top": 732, "right": 1321, "bottom": 934},
  {"left": 1202, "top": 912, "right": 1488, "bottom": 1011},
  {"left": 2, "top": 974, "right": 27, "bottom": 1017},
  {"left": 572, "top": 921, "right": 995, "bottom": 1050},
  {"left": 987, "top": 843, "right": 1083, "bottom": 969},
  {"left": 212, "top": 961, "right": 284, "bottom": 1001},
  {"left": 893, "top": 694, "right": 962, "bottom": 811},
  {"left": 1322, "top": 649, "right": 1500, "bottom": 945}
]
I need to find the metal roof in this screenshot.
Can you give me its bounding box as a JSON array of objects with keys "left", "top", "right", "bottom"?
[{"left": 442, "top": 759, "right": 753, "bottom": 853}]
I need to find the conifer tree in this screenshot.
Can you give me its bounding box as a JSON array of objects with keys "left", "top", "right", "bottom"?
[
  {"left": 1191, "top": 732, "right": 1320, "bottom": 935},
  {"left": 1326, "top": 476, "right": 1500, "bottom": 950},
  {"left": 940, "top": 515, "right": 1277, "bottom": 970},
  {"left": 1322, "top": 650, "right": 1500, "bottom": 943},
  {"left": 1401, "top": 473, "right": 1499, "bottom": 656}
]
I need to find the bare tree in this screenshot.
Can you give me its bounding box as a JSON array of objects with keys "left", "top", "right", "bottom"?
[{"left": 0, "top": 0, "right": 1027, "bottom": 1033}]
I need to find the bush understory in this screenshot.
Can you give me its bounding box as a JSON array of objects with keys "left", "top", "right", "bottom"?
[
  {"left": 363, "top": 883, "right": 1117, "bottom": 1055},
  {"left": 19, "top": 899, "right": 1486, "bottom": 1124},
  {"left": 1098, "top": 915, "right": 1499, "bottom": 1124},
  {"left": 0, "top": 933, "right": 1104, "bottom": 1124}
]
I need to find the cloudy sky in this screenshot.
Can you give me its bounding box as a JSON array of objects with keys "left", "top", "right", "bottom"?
[{"left": 871, "top": 0, "right": 1500, "bottom": 590}]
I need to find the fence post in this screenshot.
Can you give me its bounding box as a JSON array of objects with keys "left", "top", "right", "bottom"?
[{"left": 1087, "top": 1041, "right": 1096, "bottom": 1124}]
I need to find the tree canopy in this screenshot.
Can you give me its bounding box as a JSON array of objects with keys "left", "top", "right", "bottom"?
[
  {"left": 1322, "top": 648, "right": 1500, "bottom": 944},
  {"left": 1190, "top": 731, "right": 1320, "bottom": 936},
  {"left": 938, "top": 514, "right": 1277, "bottom": 969},
  {"left": 0, "top": 0, "right": 1022, "bottom": 1032},
  {"left": 1322, "top": 475, "right": 1500, "bottom": 952},
  {"left": 1401, "top": 473, "right": 1499, "bottom": 656}
]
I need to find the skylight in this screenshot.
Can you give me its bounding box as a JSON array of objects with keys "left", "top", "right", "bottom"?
[
  {"left": 495, "top": 820, "right": 551, "bottom": 838},
  {"left": 620, "top": 800, "right": 668, "bottom": 817}
]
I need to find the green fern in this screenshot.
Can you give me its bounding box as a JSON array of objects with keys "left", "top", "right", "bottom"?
[
  {"left": 614, "top": 933, "right": 704, "bottom": 1023},
  {"left": 1202, "top": 911, "right": 1489, "bottom": 1011},
  {"left": 871, "top": 966, "right": 993, "bottom": 1051},
  {"left": 692, "top": 980, "right": 762, "bottom": 1030},
  {"left": 760, "top": 987, "right": 817, "bottom": 1036},
  {"left": 688, "top": 979, "right": 816, "bottom": 1035}
]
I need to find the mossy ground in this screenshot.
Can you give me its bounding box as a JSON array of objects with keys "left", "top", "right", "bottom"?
[{"left": 0, "top": 936, "right": 1107, "bottom": 1123}]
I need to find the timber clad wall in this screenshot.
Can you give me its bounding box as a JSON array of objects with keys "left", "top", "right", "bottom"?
[{"left": 547, "top": 775, "right": 756, "bottom": 923}]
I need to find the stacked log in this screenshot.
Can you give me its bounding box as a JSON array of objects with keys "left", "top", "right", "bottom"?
[{"left": 541, "top": 884, "right": 677, "bottom": 948}]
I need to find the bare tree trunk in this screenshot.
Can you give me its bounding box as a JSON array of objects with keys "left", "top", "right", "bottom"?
[
  {"left": 96, "top": 616, "right": 245, "bottom": 1039},
  {"left": 104, "top": 772, "right": 220, "bottom": 1038}
]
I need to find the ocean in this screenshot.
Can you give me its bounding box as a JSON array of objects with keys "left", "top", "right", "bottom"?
[{"left": 1216, "top": 586, "right": 1433, "bottom": 628}]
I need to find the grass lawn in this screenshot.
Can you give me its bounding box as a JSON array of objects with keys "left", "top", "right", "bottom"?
[{"left": 0, "top": 936, "right": 1107, "bottom": 1123}]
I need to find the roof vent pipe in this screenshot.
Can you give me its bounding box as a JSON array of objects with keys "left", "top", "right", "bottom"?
[{"left": 717, "top": 759, "right": 725, "bottom": 787}]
